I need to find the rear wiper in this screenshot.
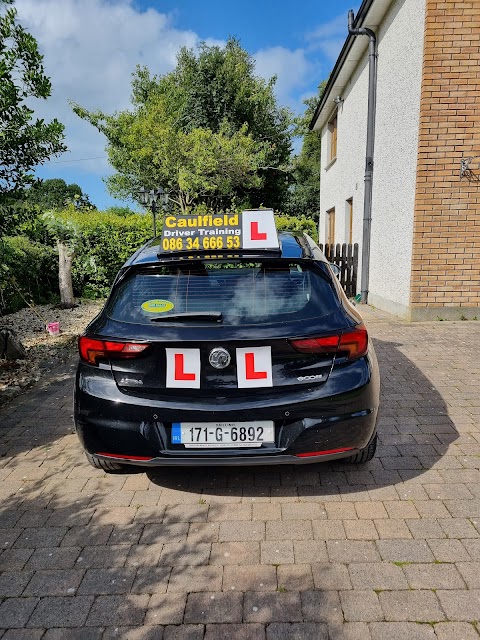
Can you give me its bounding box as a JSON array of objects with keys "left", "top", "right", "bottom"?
[{"left": 151, "top": 312, "right": 223, "bottom": 322}]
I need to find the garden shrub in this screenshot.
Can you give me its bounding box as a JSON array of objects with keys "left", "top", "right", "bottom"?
[
  {"left": 68, "top": 209, "right": 317, "bottom": 298},
  {"left": 1, "top": 207, "right": 319, "bottom": 313},
  {"left": 68, "top": 211, "right": 153, "bottom": 298},
  {"left": 274, "top": 213, "right": 318, "bottom": 242},
  {"left": 0, "top": 236, "right": 58, "bottom": 314},
  {"left": 189, "top": 205, "right": 318, "bottom": 242}
]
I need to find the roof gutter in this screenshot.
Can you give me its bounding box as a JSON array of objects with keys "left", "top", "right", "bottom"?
[{"left": 309, "top": 0, "right": 375, "bottom": 131}]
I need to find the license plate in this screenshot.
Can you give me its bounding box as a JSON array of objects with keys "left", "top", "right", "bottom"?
[{"left": 172, "top": 421, "right": 275, "bottom": 448}]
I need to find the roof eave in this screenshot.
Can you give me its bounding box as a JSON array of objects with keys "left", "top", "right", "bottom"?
[{"left": 309, "top": 0, "right": 394, "bottom": 132}]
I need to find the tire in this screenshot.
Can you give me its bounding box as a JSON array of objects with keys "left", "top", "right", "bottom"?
[
  {"left": 85, "top": 452, "right": 125, "bottom": 472},
  {"left": 341, "top": 433, "right": 377, "bottom": 464}
]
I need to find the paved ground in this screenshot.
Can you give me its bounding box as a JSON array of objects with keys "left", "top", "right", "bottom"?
[{"left": 1, "top": 307, "right": 480, "bottom": 640}]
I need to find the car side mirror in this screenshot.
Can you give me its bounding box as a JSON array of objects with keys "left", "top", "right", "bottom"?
[{"left": 330, "top": 263, "right": 341, "bottom": 279}]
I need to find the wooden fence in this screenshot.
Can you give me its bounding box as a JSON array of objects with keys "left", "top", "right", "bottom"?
[{"left": 319, "top": 243, "right": 359, "bottom": 298}]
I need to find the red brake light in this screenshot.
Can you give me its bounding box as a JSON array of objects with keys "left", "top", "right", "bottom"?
[
  {"left": 290, "top": 335, "right": 340, "bottom": 353},
  {"left": 78, "top": 337, "right": 150, "bottom": 366},
  {"left": 290, "top": 325, "right": 368, "bottom": 360},
  {"left": 339, "top": 327, "right": 368, "bottom": 359}
]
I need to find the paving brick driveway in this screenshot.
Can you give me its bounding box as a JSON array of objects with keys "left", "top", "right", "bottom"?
[{"left": 1, "top": 307, "right": 480, "bottom": 640}]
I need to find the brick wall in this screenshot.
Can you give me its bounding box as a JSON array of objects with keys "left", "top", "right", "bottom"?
[{"left": 411, "top": 0, "right": 480, "bottom": 315}]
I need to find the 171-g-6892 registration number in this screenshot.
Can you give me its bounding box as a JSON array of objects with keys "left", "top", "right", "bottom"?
[{"left": 171, "top": 421, "right": 275, "bottom": 448}]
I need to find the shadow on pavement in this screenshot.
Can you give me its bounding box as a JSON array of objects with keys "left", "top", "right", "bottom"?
[
  {"left": 0, "top": 336, "right": 466, "bottom": 636},
  {"left": 146, "top": 337, "right": 459, "bottom": 495},
  {"left": 0, "top": 338, "right": 459, "bottom": 499}
]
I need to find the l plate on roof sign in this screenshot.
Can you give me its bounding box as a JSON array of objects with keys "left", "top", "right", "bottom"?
[
  {"left": 160, "top": 209, "right": 279, "bottom": 252},
  {"left": 241, "top": 210, "right": 278, "bottom": 249}
]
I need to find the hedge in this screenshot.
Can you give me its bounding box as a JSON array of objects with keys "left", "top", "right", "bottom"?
[
  {"left": 274, "top": 213, "right": 318, "bottom": 242},
  {"left": 1, "top": 209, "right": 319, "bottom": 312},
  {"left": 0, "top": 236, "right": 58, "bottom": 314},
  {"left": 69, "top": 210, "right": 317, "bottom": 298},
  {"left": 68, "top": 211, "right": 153, "bottom": 298}
]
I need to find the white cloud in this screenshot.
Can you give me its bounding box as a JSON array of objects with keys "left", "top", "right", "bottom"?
[
  {"left": 253, "top": 46, "right": 312, "bottom": 112},
  {"left": 253, "top": 15, "right": 350, "bottom": 113},
  {"left": 306, "top": 13, "right": 348, "bottom": 62},
  {"left": 15, "top": 0, "right": 201, "bottom": 175},
  {"left": 13, "top": 0, "right": 338, "bottom": 189}
]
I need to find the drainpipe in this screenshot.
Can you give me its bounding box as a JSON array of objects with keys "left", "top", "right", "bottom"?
[{"left": 348, "top": 9, "right": 378, "bottom": 305}]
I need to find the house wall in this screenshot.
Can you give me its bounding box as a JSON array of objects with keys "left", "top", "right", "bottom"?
[
  {"left": 410, "top": 0, "right": 480, "bottom": 320},
  {"left": 319, "top": 55, "right": 368, "bottom": 254},
  {"left": 319, "top": 0, "right": 425, "bottom": 317},
  {"left": 368, "top": 0, "right": 425, "bottom": 315}
]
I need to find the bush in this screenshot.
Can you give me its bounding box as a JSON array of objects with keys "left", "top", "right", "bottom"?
[
  {"left": 0, "top": 236, "right": 58, "bottom": 314},
  {"left": 69, "top": 209, "right": 317, "bottom": 298},
  {"left": 1, "top": 207, "right": 319, "bottom": 314},
  {"left": 68, "top": 211, "right": 153, "bottom": 298},
  {"left": 274, "top": 213, "right": 318, "bottom": 242}
]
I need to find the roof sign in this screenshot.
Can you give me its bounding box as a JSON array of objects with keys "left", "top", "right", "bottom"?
[{"left": 160, "top": 209, "right": 279, "bottom": 253}]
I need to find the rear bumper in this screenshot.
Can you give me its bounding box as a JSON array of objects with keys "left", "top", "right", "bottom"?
[
  {"left": 78, "top": 411, "right": 376, "bottom": 466},
  {"left": 74, "top": 353, "right": 380, "bottom": 467},
  {"left": 91, "top": 448, "right": 365, "bottom": 467}
]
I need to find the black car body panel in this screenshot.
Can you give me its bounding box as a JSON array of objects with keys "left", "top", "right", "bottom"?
[{"left": 74, "top": 231, "right": 380, "bottom": 467}]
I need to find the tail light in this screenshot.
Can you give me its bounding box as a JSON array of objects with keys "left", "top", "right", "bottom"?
[
  {"left": 78, "top": 336, "right": 150, "bottom": 366},
  {"left": 290, "top": 325, "right": 368, "bottom": 360}
]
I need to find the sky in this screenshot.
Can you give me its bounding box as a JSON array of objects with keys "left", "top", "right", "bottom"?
[{"left": 15, "top": 0, "right": 362, "bottom": 210}]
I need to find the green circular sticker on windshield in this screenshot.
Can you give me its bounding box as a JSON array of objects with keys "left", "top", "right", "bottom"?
[{"left": 141, "top": 299, "right": 174, "bottom": 313}]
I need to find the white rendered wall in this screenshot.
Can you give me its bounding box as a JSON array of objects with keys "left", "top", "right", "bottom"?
[
  {"left": 319, "top": 58, "right": 368, "bottom": 254},
  {"left": 319, "top": 0, "right": 425, "bottom": 316}
]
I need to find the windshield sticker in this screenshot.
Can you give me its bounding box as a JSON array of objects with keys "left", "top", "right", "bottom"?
[{"left": 141, "top": 299, "right": 174, "bottom": 313}]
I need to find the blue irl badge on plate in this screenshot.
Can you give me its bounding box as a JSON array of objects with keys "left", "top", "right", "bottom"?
[{"left": 171, "top": 423, "right": 182, "bottom": 443}]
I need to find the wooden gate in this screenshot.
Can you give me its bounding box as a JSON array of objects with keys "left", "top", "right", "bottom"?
[{"left": 319, "top": 243, "right": 359, "bottom": 298}]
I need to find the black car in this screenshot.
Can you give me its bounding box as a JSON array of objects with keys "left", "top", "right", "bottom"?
[{"left": 74, "top": 230, "right": 380, "bottom": 472}]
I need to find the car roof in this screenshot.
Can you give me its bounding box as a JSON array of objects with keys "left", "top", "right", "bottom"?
[{"left": 123, "top": 231, "right": 327, "bottom": 268}]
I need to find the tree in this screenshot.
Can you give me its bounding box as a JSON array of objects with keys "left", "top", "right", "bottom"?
[
  {"left": 104, "top": 206, "right": 136, "bottom": 217},
  {"left": 26, "top": 178, "right": 94, "bottom": 210},
  {"left": 0, "top": 0, "right": 66, "bottom": 237},
  {"left": 285, "top": 82, "right": 327, "bottom": 222},
  {"left": 101, "top": 100, "right": 267, "bottom": 213},
  {"left": 73, "top": 38, "right": 292, "bottom": 212},
  {"left": 42, "top": 207, "right": 80, "bottom": 309},
  {"left": 155, "top": 39, "right": 293, "bottom": 209},
  {"left": 0, "top": 0, "right": 66, "bottom": 196}
]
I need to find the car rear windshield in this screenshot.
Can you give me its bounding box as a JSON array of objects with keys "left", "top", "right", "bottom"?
[{"left": 106, "top": 260, "right": 339, "bottom": 326}]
